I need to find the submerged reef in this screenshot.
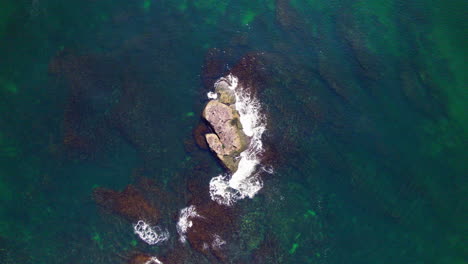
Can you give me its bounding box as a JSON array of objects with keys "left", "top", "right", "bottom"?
[
  {"left": 49, "top": 50, "right": 121, "bottom": 160},
  {"left": 128, "top": 253, "right": 152, "bottom": 264},
  {"left": 93, "top": 185, "right": 160, "bottom": 225},
  {"left": 128, "top": 253, "right": 165, "bottom": 264},
  {"left": 192, "top": 122, "right": 211, "bottom": 150},
  {"left": 4, "top": 0, "right": 462, "bottom": 263},
  {"left": 183, "top": 179, "right": 238, "bottom": 263}
]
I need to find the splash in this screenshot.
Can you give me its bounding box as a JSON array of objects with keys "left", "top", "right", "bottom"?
[
  {"left": 145, "top": 257, "right": 164, "bottom": 264},
  {"left": 211, "top": 234, "right": 226, "bottom": 249},
  {"left": 133, "top": 220, "right": 169, "bottom": 245},
  {"left": 176, "top": 205, "right": 201, "bottom": 243},
  {"left": 207, "top": 91, "right": 218, "bottom": 99},
  {"left": 208, "top": 74, "right": 269, "bottom": 206}
]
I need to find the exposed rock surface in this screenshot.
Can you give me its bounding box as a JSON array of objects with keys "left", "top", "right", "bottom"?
[
  {"left": 202, "top": 95, "right": 249, "bottom": 172},
  {"left": 215, "top": 80, "right": 236, "bottom": 104}
]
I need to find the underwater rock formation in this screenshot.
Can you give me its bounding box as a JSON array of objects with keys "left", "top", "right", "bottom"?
[
  {"left": 169, "top": 170, "right": 239, "bottom": 263},
  {"left": 336, "top": 11, "right": 383, "bottom": 81},
  {"left": 202, "top": 48, "right": 229, "bottom": 90},
  {"left": 202, "top": 95, "right": 249, "bottom": 172},
  {"left": 93, "top": 185, "right": 160, "bottom": 225},
  {"left": 275, "top": 0, "right": 302, "bottom": 30},
  {"left": 110, "top": 76, "right": 164, "bottom": 170},
  {"left": 185, "top": 201, "right": 236, "bottom": 263},
  {"left": 192, "top": 122, "right": 211, "bottom": 150},
  {"left": 128, "top": 253, "right": 165, "bottom": 264},
  {"left": 49, "top": 50, "right": 120, "bottom": 159},
  {"left": 230, "top": 53, "right": 268, "bottom": 93},
  {"left": 128, "top": 253, "right": 152, "bottom": 264}
]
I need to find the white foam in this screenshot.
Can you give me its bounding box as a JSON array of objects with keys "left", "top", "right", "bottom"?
[
  {"left": 262, "top": 165, "right": 274, "bottom": 174},
  {"left": 208, "top": 74, "right": 268, "bottom": 206},
  {"left": 207, "top": 91, "right": 218, "bottom": 99},
  {"left": 133, "top": 220, "right": 169, "bottom": 245},
  {"left": 202, "top": 242, "right": 209, "bottom": 250},
  {"left": 176, "top": 205, "right": 201, "bottom": 243},
  {"left": 145, "top": 257, "right": 164, "bottom": 264},
  {"left": 211, "top": 234, "right": 226, "bottom": 249}
]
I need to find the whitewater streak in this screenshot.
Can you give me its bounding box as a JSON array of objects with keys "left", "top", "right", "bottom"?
[
  {"left": 144, "top": 257, "right": 164, "bottom": 264},
  {"left": 208, "top": 74, "right": 269, "bottom": 206},
  {"left": 176, "top": 205, "right": 201, "bottom": 243}
]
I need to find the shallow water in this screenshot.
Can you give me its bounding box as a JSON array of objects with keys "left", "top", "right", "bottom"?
[{"left": 0, "top": 0, "right": 466, "bottom": 263}]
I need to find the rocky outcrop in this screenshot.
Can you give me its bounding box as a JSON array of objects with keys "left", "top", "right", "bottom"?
[
  {"left": 214, "top": 80, "right": 236, "bottom": 105},
  {"left": 202, "top": 86, "right": 249, "bottom": 172}
]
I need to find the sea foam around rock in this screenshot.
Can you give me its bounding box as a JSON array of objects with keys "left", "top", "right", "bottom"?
[{"left": 207, "top": 74, "right": 269, "bottom": 206}]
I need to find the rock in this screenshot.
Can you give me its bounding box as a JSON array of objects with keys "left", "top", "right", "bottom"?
[
  {"left": 215, "top": 80, "right": 236, "bottom": 104},
  {"left": 203, "top": 100, "right": 249, "bottom": 172},
  {"left": 205, "top": 133, "right": 226, "bottom": 155},
  {"left": 205, "top": 133, "right": 238, "bottom": 171}
]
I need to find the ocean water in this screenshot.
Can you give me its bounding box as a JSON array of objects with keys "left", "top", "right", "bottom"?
[{"left": 0, "top": 0, "right": 466, "bottom": 263}]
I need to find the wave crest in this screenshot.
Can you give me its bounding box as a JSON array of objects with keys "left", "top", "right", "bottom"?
[{"left": 176, "top": 205, "right": 201, "bottom": 243}]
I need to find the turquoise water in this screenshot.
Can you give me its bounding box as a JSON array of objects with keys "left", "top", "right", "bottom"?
[{"left": 0, "top": 0, "right": 466, "bottom": 263}]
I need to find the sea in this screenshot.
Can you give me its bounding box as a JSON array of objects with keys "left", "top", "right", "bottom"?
[{"left": 0, "top": 0, "right": 466, "bottom": 263}]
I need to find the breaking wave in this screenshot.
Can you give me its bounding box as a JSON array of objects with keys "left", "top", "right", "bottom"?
[
  {"left": 207, "top": 74, "right": 270, "bottom": 206},
  {"left": 207, "top": 91, "right": 218, "bottom": 100},
  {"left": 145, "top": 257, "right": 164, "bottom": 264},
  {"left": 176, "top": 205, "right": 201, "bottom": 243},
  {"left": 133, "top": 220, "right": 169, "bottom": 245},
  {"left": 211, "top": 234, "right": 226, "bottom": 249}
]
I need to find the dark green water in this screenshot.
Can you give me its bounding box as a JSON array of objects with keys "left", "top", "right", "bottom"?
[{"left": 0, "top": 0, "right": 466, "bottom": 263}]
